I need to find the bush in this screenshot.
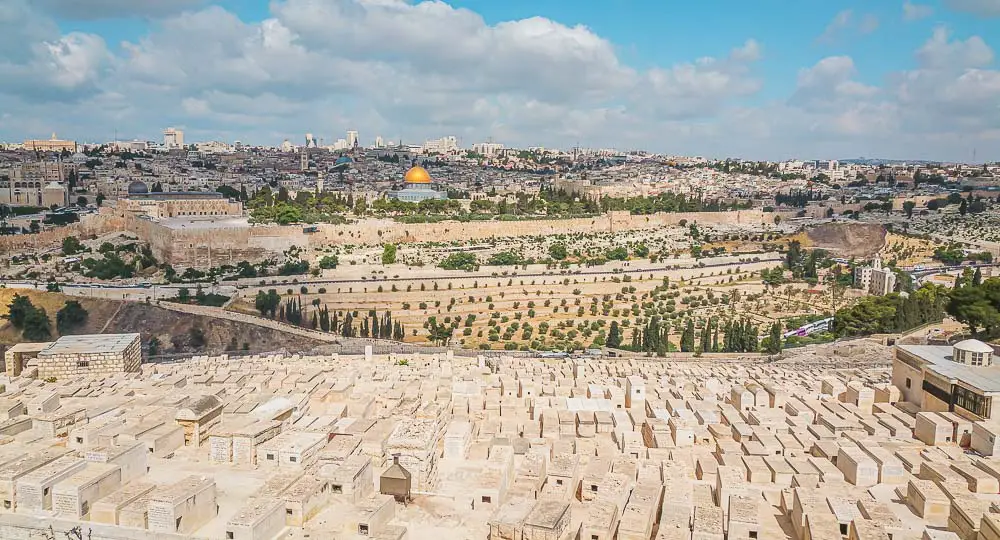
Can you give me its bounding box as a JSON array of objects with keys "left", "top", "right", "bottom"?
[
  {"left": 439, "top": 253, "right": 477, "bottom": 271},
  {"left": 61, "top": 237, "right": 85, "bottom": 256},
  {"left": 279, "top": 260, "right": 310, "bottom": 275}
]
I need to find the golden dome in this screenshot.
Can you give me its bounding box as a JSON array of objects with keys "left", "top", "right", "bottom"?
[{"left": 404, "top": 166, "right": 432, "bottom": 184}]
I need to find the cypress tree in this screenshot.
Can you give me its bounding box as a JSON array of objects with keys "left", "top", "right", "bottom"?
[{"left": 681, "top": 319, "right": 695, "bottom": 352}]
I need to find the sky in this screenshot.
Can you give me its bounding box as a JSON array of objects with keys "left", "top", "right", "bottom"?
[{"left": 0, "top": 0, "right": 998, "bottom": 162}]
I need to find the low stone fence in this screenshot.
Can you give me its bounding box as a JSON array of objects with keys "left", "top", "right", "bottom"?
[{"left": 0, "top": 513, "right": 190, "bottom": 540}]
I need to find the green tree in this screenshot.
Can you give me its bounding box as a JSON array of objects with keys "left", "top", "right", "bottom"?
[
  {"left": 56, "top": 300, "right": 88, "bottom": 334},
  {"left": 680, "top": 319, "right": 695, "bottom": 352},
  {"left": 22, "top": 307, "right": 52, "bottom": 341},
  {"left": 7, "top": 294, "right": 33, "bottom": 328},
  {"left": 947, "top": 282, "right": 1000, "bottom": 337},
  {"left": 903, "top": 200, "right": 916, "bottom": 219},
  {"left": 61, "top": 236, "right": 84, "bottom": 255},
  {"left": 548, "top": 243, "right": 568, "bottom": 260},
  {"left": 606, "top": 247, "right": 628, "bottom": 261},
  {"left": 439, "top": 253, "right": 478, "bottom": 271},
  {"left": 147, "top": 336, "right": 161, "bottom": 356},
  {"left": 254, "top": 289, "right": 281, "bottom": 318},
  {"left": 763, "top": 321, "right": 783, "bottom": 354},
  {"left": 382, "top": 244, "right": 397, "bottom": 264},
  {"left": 606, "top": 321, "right": 622, "bottom": 349},
  {"left": 318, "top": 255, "right": 339, "bottom": 269},
  {"left": 76, "top": 196, "right": 88, "bottom": 207}
]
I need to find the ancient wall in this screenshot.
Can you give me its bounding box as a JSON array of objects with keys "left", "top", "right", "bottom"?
[
  {"left": 307, "top": 209, "right": 773, "bottom": 247},
  {"left": 2, "top": 209, "right": 775, "bottom": 268}
]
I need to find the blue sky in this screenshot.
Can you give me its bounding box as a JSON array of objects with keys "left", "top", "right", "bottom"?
[{"left": 3, "top": 0, "right": 1000, "bottom": 161}]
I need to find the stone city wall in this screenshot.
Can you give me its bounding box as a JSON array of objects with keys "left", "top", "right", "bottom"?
[
  {"left": 307, "top": 209, "right": 775, "bottom": 246},
  {"left": 9, "top": 209, "right": 779, "bottom": 268}
]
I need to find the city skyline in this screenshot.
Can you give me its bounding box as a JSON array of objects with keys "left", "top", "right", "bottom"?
[{"left": 0, "top": 0, "right": 998, "bottom": 161}]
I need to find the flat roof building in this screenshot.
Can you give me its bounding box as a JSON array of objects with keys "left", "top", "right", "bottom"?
[{"left": 893, "top": 340, "right": 1000, "bottom": 420}]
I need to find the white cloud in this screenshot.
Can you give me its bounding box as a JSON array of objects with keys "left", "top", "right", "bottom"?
[
  {"left": 859, "top": 14, "right": 880, "bottom": 34},
  {"left": 790, "top": 56, "right": 879, "bottom": 111},
  {"left": 818, "top": 10, "right": 854, "bottom": 43},
  {"left": 0, "top": 3, "right": 109, "bottom": 101},
  {"left": 817, "top": 10, "right": 880, "bottom": 43},
  {"left": 903, "top": 1, "right": 934, "bottom": 21},
  {"left": 945, "top": 0, "right": 1000, "bottom": 17},
  {"left": 0, "top": 2, "right": 998, "bottom": 162},
  {"left": 916, "top": 27, "right": 994, "bottom": 69},
  {"left": 34, "top": 0, "right": 209, "bottom": 19}
]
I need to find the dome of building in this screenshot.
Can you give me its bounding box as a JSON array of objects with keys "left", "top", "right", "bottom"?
[
  {"left": 954, "top": 339, "right": 995, "bottom": 354},
  {"left": 335, "top": 156, "right": 353, "bottom": 165},
  {"left": 404, "top": 166, "right": 432, "bottom": 184},
  {"left": 127, "top": 181, "right": 148, "bottom": 195}
]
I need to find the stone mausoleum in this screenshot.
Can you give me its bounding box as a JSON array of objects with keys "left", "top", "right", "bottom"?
[{"left": 4, "top": 333, "right": 142, "bottom": 379}]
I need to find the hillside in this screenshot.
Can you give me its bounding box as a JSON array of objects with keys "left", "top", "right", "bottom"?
[
  {"left": 0, "top": 289, "right": 324, "bottom": 355},
  {"left": 802, "top": 222, "right": 887, "bottom": 258}
]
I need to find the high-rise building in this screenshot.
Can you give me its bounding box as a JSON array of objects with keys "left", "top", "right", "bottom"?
[
  {"left": 375, "top": 136, "right": 384, "bottom": 149},
  {"left": 163, "top": 128, "right": 184, "bottom": 149},
  {"left": 300, "top": 150, "right": 310, "bottom": 171},
  {"left": 347, "top": 130, "right": 359, "bottom": 149},
  {"left": 472, "top": 142, "right": 505, "bottom": 157},
  {"left": 305, "top": 133, "right": 317, "bottom": 149},
  {"left": 423, "top": 136, "right": 458, "bottom": 154}
]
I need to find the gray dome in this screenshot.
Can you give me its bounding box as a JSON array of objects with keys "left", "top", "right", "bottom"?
[
  {"left": 127, "top": 180, "right": 148, "bottom": 195},
  {"left": 954, "top": 339, "right": 994, "bottom": 354}
]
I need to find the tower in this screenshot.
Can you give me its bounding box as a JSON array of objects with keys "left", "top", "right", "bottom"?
[
  {"left": 347, "top": 130, "right": 359, "bottom": 149},
  {"left": 300, "top": 150, "right": 309, "bottom": 171},
  {"left": 163, "top": 128, "right": 184, "bottom": 149}
]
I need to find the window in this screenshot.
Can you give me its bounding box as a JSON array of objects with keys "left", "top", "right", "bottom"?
[
  {"left": 286, "top": 509, "right": 293, "bottom": 515},
  {"left": 359, "top": 524, "right": 369, "bottom": 536},
  {"left": 332, "top": 485, "right": 343, "bottom": 494},
  {"left": 43, "top": 488, "right": 49, "bottom": 496},
  {"left": 840, "top": 524, "right": 848, "bottom": 535},
  {"left": 591, "top": 485, "right": 598, "bottom": 492},
  {"left": 289, "top": 456, "right": 297, "bottom": 463},
  {"left": 953, "top": 386, "right": 991, "bottom": 418},
  {"left": 76, "top": 437, "right": 83, "bottom": 444},
  {"left": 555, "top": 479, "right": 563, "bottom": 485},
  {"left": 266, "top": 453, "right": 275, "bottom": 460},
  {"left": 227, "top": 533, "right": 234, "bottom": 540},
  {"left": 3, "top": 500, "right": 10, "bottom": 509},
  {"left": 905, "top": 378, "right": 911, "bottom": 389},
  {"left": 750, "top": 532, "right": 758, "bottom": 539},
  {"left": 481, "top": 496, "right": 491, "bottom": 504},
  {"left": 77, "top": 360, "right": 89, "bottom": 368}
]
